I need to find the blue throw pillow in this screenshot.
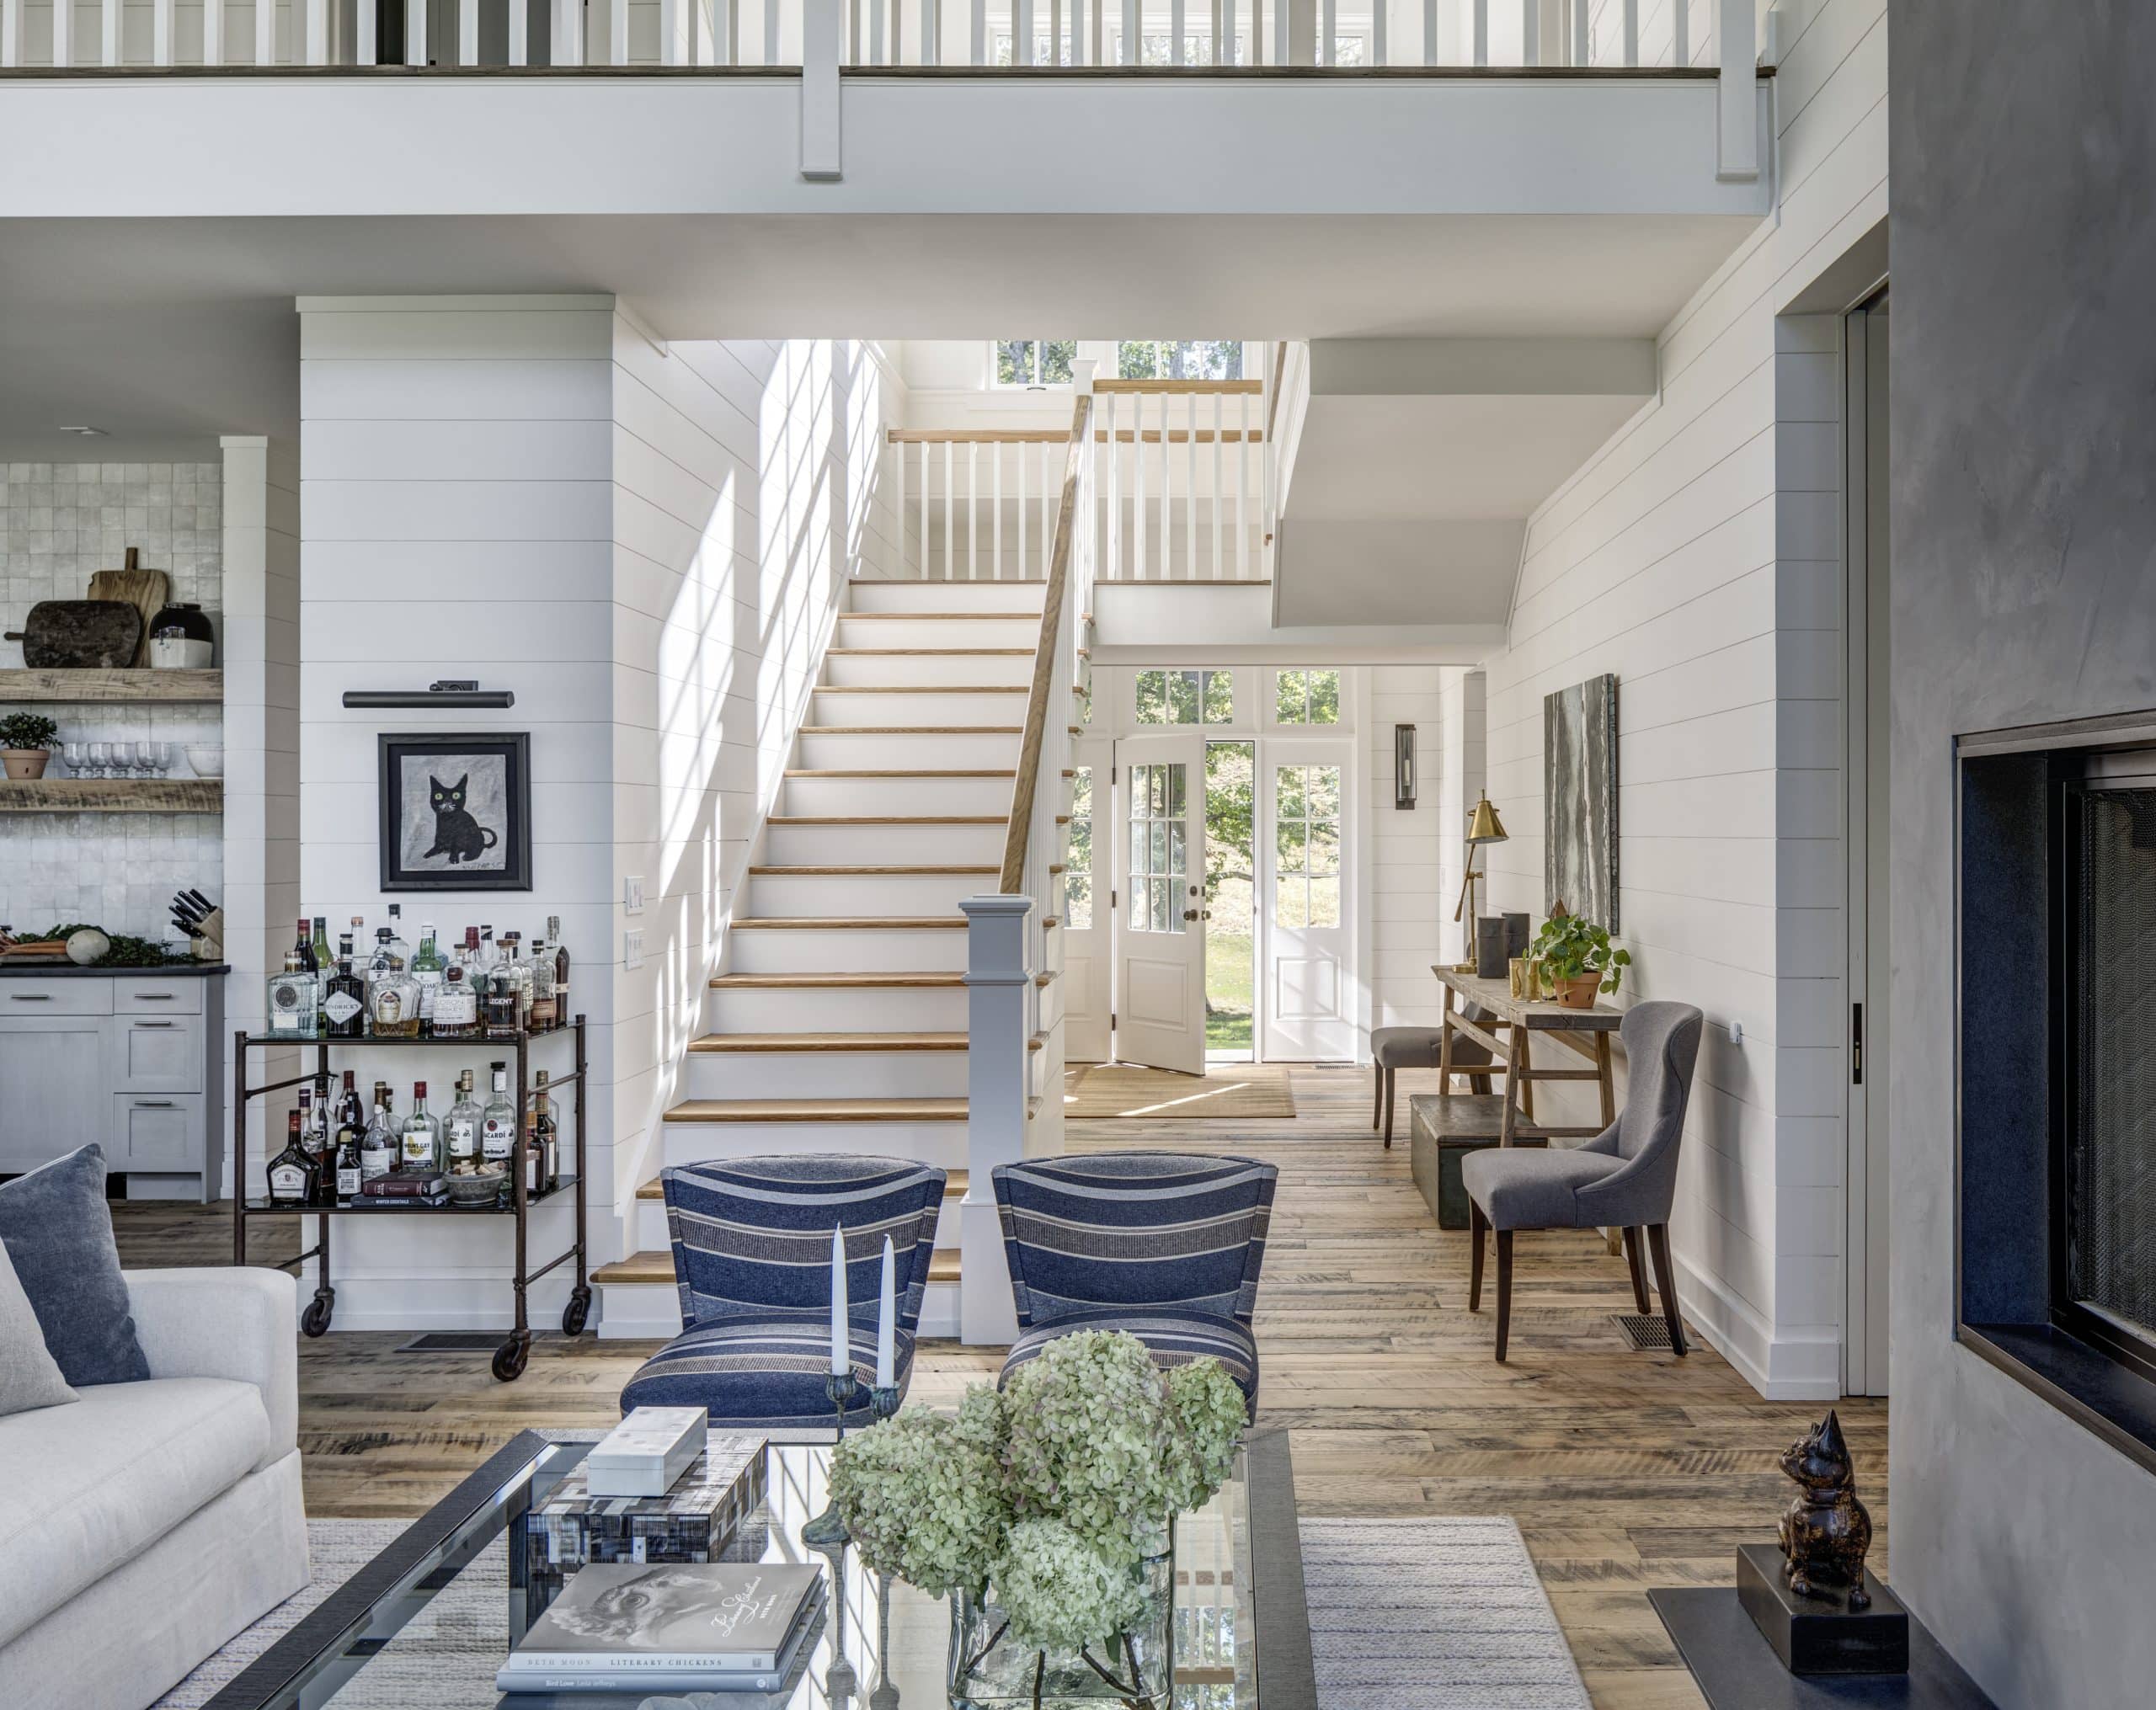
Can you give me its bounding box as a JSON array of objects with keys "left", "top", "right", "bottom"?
[{"left": 0, "top": 1144, "right": 150, "bottom": 1387}]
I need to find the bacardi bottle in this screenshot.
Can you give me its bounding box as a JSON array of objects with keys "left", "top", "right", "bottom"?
[
  {"left": 267, "top": 1110, "right": 318, "bottom": 1206},
  {"left": 481, "top": 1063, "right": 516, "bottom": 1172}
]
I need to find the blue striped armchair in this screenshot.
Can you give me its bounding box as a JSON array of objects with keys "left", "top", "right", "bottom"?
[
  {"left": 991, "top": 1151, "right": 1278, "bottom": 1415},
  {"left": 619, "top": 1155, "right": 946, "bottom": 1427}
]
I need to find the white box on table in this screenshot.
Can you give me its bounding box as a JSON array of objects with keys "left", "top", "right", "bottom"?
[{"left": 586, "top": 1406, "right": 709, "bottom": 1497}]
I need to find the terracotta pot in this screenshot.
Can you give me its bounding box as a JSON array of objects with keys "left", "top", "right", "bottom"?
[
  {"left": 1555, "top": 972, "right": 1604, "bottom": 1010},
  {"left": 2, "top": 748, "right": 51, "bottom": 781}
]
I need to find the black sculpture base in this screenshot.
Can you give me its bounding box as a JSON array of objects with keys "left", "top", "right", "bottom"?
[{"left": 1737, "top": 1543, "right": 1908, "bottom": 1675}]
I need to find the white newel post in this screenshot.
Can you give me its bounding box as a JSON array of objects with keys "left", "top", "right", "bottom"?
[
  {"left": 959, "top": 893, "right": 1032, "bottom": 1346},
  {"left": 803, "top": 0, "right": 842, "bottom": 178},
  {"left": 1716, "top": 0, "right": 1759, "bottom": 181}
]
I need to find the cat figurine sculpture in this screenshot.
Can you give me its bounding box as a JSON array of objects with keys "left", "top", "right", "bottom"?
[
  {"left": 423, "top": 775, "right": 500, "bottom": 866},
  {"left": 1777, "top": 1409, "right": 1874, "bottom": 1610}
]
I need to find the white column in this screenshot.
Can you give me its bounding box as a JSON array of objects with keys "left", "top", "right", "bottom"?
[
  {"left": 1716, "top": 0, "right": 1759, "bottom": 180},
  {"left": 959, "top": 894, "right": 1033, "bottom": 1345}
]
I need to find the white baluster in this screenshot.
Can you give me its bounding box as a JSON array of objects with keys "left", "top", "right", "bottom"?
[
  {"left": 1040, "top": 439, "right": 1052, "bottom": 569},
  {"left": 1133, "top": 394, "right": 1147, "bottom": 580},
  {"left": 1, "top": 0, "right": 20, "bottom": 71},
  {"left": 355, "top": 0, "right": 374, "bottom": 62},
  {"left": 1015, "top": 0, "right": 1030, "bottom": 61},
  {"left": 893, "top": 432, "right": 907, "bottom": 574},
  {"left": 1212, "top": 392, "right": 1224, "bottom": 580},
  {"left": 558, "top": 0, "right": 582, "bottom": 64},
  {"left": 1048, "top": 0, "right": 1059, "bottom": 62},
  {"left": 1519, "top": 0, "right": 1534, "bottom": 65},
  {"left": 920, "top": 442, "right": 932, "bottom": 578},
  {"left": 1673, "top": 0, "right": 1689, "bottom": 66},
  {"left": 959, "top": 894, "right": 1030, "bottom": 1347},
  {"left": 968, "top": 443, "right": 979, "bottom": 579},
  {"left": 610, "top": 0, "right": 627, "bottom": 61},
  {"left": 152, "top": 0, "right": 172, "bottom": 63},
  {"left": 309, "top": 0, "right": 329, "bottom": 63},
  {"left": 56, "top": 0, "right": 75, "bottom": 65},
  {"left": 719, "top": 0, "right": 737, "bottom": 62},
  {"left": 1121, "top": 0, "right": 1135, "bottom": 63},
  {"left": 1185, "top": 393, "right": 1198, "bottom": 579},
  {"left": 1572, "top": 0, "right": 1586, "bottom": 63},
  {"left": 259, "top": 0, "right": 279, "bottom": 61},
  {"left": 1716, "top": 0, "right": 1759, "bottom": 178},
  {"left": 1017, "top": 438, "right": 1027, "bottom": 578},
  {"left": 1471, "top": 0, "right": 1485, "bottom": 64},
  {"left": 1320, "top": 0, "right": 1331, "bottom": 64},
  {"left": 1170, "top": 0, "right": 1182, "bottom": 62},
  {"left": 992, "top": 440, "right": 1004, "bottom": 579},
  {"left": 922, "top": 0, "right": 937, "bottom": 63},
  {"left": 1105, "top": 392, "right": 1121, "bottom": 580},
  {"left": 462, "top": 0, "right": 478, "bottom": 63},
  {"left": 1208, "top": 0, "right": 1219, "bottom": 63},
  {"left": 1156, "top": 396, "right": 1171, "bottom": 578},
  {"left": 408, "top": 0, "right": 425, "bottom": 64},
  {"left": 1371, "top": 0, "right": 1384, "bottom": 64},
  {"left": 1235, "top": 392, "right": 1250, "bottom": 579},
  {"left": 1622, "top": 0, "right": 1637, "bottom": 66},
  {"left": 1421, "top": 0, "right": 1434, "bottom": 64},
  {"left": 970, "top": 0, "right": 982, "bottom": 61},
  {"left": 944, "top": 439, "right": 955, "bottom": 579}
]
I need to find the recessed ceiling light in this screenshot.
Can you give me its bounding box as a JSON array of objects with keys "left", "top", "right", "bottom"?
[{"left": 57, "top": 425, "right": 108, "bottom": 436}]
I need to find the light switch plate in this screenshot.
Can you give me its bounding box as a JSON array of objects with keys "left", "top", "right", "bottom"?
[
  {"left": 623, "top": 929, "right": 644, "bottom": 971},
  {"left": 624, "top": 875, "right": 645, "bottom": 914}
]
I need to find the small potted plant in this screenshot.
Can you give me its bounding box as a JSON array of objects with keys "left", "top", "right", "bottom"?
[
  {"left": 1530, "top": 909, "right": 1630, "bottom": 1009},
  {"left": 0, "top": 713, "right": 59, "bottom": 781}
]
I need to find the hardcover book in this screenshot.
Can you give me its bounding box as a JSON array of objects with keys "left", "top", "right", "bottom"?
[{"left": 500, "top": 1562, "right": 824, "bottom": 1680}]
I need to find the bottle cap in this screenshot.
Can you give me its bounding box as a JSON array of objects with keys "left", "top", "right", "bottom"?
[{"left": 414, "top": 1081, "right": 427, "bottom": 1099}]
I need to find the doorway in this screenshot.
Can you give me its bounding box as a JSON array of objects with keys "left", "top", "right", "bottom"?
[
  {"left": 1844, "top": 286, "right": 1892, "bottom": 1397},
  {"left": 1204, "top": 741, "right": 1257, "bottom": 1063}
]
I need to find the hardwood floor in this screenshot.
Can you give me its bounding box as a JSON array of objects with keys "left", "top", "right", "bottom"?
[{"left": 113, "top": 1064, "right": 1886, "bottom": 1710}]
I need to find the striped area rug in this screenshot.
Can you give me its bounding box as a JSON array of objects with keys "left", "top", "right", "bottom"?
[{"left": 155, "top": 1515, "right": 1586, "bottom": 1709}]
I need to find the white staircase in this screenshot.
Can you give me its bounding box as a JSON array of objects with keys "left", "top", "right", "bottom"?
[{"left": 595, "top": 578, "right": 1049, "bottom": 1340}]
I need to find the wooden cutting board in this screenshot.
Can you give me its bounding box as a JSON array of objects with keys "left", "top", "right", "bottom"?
[{"left": 88, "top": 548, "right": 170, "bottom": 669}]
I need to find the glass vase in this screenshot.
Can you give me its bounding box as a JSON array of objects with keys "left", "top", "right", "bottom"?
[{"left": 945, "top": 1539, "right": 1173, "bottom": 1710}]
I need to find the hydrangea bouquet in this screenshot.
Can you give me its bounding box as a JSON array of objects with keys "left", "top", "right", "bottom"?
[{"left": 829, "top": 1329, "right": 1246, "bottom": 1709}]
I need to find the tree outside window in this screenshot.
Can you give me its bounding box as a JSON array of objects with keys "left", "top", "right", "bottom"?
[
  {"left": 1118, "top": 340, "right": 1246, "bottom": 382},
  {"left": 995, "top": 340, "right": 1078, "bottom": 388},
  {"left": 1137, "top": 669, "right": 1235, "bottom": 726},
  {"left": 1274, "top": 669, "right": 1342, "bottom": 725}
]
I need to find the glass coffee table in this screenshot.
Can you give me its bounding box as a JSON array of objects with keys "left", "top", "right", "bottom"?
[{"left": 205, "top": 1429, "right": 1315, "bottom": 1710}]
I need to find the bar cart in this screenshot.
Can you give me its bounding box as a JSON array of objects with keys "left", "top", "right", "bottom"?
[{"left": 231, "top": 1015, "right": 590, "bottom": 1381}]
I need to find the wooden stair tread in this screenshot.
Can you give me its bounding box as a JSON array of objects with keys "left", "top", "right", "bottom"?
[
  {"left": 815, "top": 685, "right": 1025, "bottom": 694},
  {"left": 841, "top": 612, "right": 1038, "bottom": 622},
  {"left": 689, "top": 1031, "right": 1041, "bottom": 1052},
  {"left": 747, "top": 864, "right": 999, "bottom": 876},
  {"left": 801, "top": 727, "right": 1023, "bottom": 736},
  {"left": 639, "top": 1168, "right": 969, "bottom": 1200},
  {"left": 732, "top": 916, "right": 967, "bottom": 930},
  {"left": 767, "top": 815, "right": 1006, "bottom": 826},
  {"left": 825, "top": 647, "right": 1035, "bottom": 657},
  {"left": 710, "top": 971, "right": 963, "bottom": 988},
  {"left": 786, "top": 769, "right": 1016, "bottom": 778},
  {"left": 667, "top": 1096, "right": 969, "bottom": 1122},
  {"left": 599, "top": 1249, "right": 959, "bottom": 1287}
]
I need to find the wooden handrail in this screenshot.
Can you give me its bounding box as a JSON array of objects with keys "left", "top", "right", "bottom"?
[
  {"left": 888, "top": 426, "right": 1261, "bottom": 445},
  {"left": 1095, "top": 378, "right": 1265, "bottom": 394},
  {"left": 997, "top": 392, "right": 1093, "bottom": 895}
]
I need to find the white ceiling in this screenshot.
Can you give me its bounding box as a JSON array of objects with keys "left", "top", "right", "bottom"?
[{"left": 0, "top": 212, "right": 1749, "bottom": 461}]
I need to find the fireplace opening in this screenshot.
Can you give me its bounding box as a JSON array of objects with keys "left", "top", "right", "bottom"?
[{"left": 1958, "top": 713, "right": 2156, "bottom": 1473}]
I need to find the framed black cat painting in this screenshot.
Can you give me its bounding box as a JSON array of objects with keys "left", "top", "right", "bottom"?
[{"left": 376, "top": 733, "right": 531, "bottom": 892}]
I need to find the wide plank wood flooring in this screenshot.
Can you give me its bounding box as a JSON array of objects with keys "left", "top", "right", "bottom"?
[{"left": 112, "top": 1064, "right": 1885, "bottom": 1710}]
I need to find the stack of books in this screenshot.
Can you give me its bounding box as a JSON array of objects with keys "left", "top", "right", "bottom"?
[{"left": 496, "top": 1562, "right": 825, "bottom": 1696}]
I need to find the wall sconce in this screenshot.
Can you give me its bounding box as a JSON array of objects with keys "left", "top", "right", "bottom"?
[
  {"left": 1394, "top": 723, "right": 1417, "bottom": 810},
  {"left": 341, "top": 680, "right": 516, "bottom": 710}
]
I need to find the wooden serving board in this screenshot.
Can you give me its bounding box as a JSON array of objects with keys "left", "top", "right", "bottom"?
[{"left": 88, "top": 549, "right": 170, "bottom": 668}]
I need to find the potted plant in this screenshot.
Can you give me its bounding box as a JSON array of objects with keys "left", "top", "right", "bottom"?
[
  {"left": 0, "top": 713, "right": 58, "bottom": 781},
  {"left": 1529, "top": 910, "right": 1631, "bottom": 1009}
]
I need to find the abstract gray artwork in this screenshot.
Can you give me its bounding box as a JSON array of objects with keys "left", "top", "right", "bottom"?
[{"left": 1544, "top": 674, "right": 1618, "bottom": 930}]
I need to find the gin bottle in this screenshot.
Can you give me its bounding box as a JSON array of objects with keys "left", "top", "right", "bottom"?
[
  {"left": 323, "top": 935, "right": 367, "bottom": 1038},
  {"left": 266, "top": 946, "right": 318, "bottom": 1039}
]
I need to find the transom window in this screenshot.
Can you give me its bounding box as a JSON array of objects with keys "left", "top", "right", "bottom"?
[
  {"left": 1137, "top": 669, "right": 1234, "bottom": 726},
  {"left": 1274, "top": 669, "right": 1342, "bottom": 725},
  {"left": 993, "top": 340, "right": 1076, "bottom": 388},
  {"left": 1066, "top": 767, "right": 1094, "bottom": 930},
  {"left": 1118, "top": 340, "right": 1246, "bottom": 381},
  {"left": 1127, "top": 763, "right": 1190, "bottom": 935},
  {"left": 1273, "top": 763, "right": 1342, "bottom": 928}
]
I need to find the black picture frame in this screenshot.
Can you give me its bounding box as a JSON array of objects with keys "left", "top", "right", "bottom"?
[{"left": 376, "top": 732, "right": 532, "bottom": 893}]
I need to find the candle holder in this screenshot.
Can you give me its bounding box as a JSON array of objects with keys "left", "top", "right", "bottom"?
[
  {"left": 864, "top": 1382, "right": 903, "bottom": 1709},
  {"left": 803, "top": 1368, "right": 861, "bottom": 1555}
]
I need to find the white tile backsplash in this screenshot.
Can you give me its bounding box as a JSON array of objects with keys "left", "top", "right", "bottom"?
[{"left": 0, "top": 461, "right": 224, "bottom": 941}]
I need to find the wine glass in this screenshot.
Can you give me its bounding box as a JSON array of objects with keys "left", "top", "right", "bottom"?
[
  {"left": 86, "top": 741, "right": 111, "bottom": 780},
  {"left": 115, "top": 741, "right": 142, "bottom": 779},
  {"left": 146, "top": 742, "right": 173, "bottom": 778},
  {"left": 61, "top": 742, "right": 86, "bottom": 777}
]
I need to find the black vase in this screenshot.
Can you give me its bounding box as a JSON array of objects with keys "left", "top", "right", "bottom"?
[{"left": 148, "top": 602, "right": 215, "bottom": 669}]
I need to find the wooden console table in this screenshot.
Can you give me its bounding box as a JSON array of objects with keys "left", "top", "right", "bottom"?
[{"left": 1431, "top": 967, "right": 1620, "bottom": 1147}]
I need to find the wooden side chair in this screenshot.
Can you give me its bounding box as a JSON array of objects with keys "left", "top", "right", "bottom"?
[
  {"left": 1372, "top": 1009, "right": 1496, "bottom": 1147},
  {"left": 1462, "top": 1001, "right": 1705, "bottom": 1361}
]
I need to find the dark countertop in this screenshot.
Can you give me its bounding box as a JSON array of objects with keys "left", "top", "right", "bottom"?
[{"left": 0, "top": 962, "right": 230, "bottom": 978}]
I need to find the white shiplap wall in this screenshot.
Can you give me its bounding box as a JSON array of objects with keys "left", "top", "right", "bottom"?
[
  {"left": 1476, "top": 0, "right": 1886, "bottom": 1398},
  {"left": 298, "top": 295, "right": 617, "bottom": 1329},
  {"left": 607, "top": 331, "right": 901, "bottom": 1225},
  {"left": 1364, "top": 664, "right": 1452, "bottom": 1034}
]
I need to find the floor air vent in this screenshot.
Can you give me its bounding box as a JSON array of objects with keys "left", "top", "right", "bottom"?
[
  {"left": 1612, "top": 1313, "right": 1675, "bottom": 1351},
  {"left": 396, "top": 1332, "right": 507, "bottom": 1353}
]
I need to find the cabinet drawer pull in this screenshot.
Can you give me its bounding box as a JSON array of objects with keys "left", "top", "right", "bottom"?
[
  {"left": 133, "top": 1100, "right": 177, "bottom": 1109},
  {"left": 8, "top": 993, "right": 51, "bottom": 1002},
  {"left": 134, "top": 1020, "right": 177, "bottom": 1030},
  {"left": 132, "top": 992, "right": 176, "bottom": 1001}
]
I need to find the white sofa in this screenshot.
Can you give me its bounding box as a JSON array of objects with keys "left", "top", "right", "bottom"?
[{"left": 0, "top": 1268, "right": 312, "bottom": 1710}]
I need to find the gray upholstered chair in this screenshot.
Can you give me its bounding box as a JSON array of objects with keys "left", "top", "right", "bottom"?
[
  {"left": 1372, "top": 1006, "right": 1495, "bottom": 1147},
  {"left": 1461, "top": 1000, "right": 1705, "bottom": 1361}
]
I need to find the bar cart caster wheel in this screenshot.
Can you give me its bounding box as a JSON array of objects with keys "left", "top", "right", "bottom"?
[
  {"left": 492, "top": 1333, "right": 531, "bottom": 1382},
  {"left": 562, "top": 1287, "right": 592, "bottom": 1337},
  {"left": 301, "top": 1292, "right": 334, "bottom": 1338}
]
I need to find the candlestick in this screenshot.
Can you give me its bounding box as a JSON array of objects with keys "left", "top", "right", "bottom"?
[
  {"left": 874, "top": 1235, "right": 896, "bottom": 1390},
  {"left": 829, "top": 1222, "right": 849, "bottom": 1376}
]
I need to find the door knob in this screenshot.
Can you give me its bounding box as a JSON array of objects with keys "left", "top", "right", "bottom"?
[{"left": 1183, "top": 908, "right": 1200, "bottom": 922}]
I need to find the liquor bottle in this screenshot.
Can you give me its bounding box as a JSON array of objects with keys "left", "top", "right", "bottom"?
[
  {"left": 527, "top": 935, "right": 558, "bottom": 1031},
  {"left": 364, "top": 931, "right": 415, "bottom": 1038},
  {"left": 444, "top": 1069, "right": 483, "bottom": 1169},
  {"left": 475, "top": 925, "right": 499, "bottom": 976},
  {"left": 526, "top": 1068, "right": 559, "bottom": 1196},
  {"left": 482, "top": 957, "right": 520, "bottom": 1038},
  {"left": 549, "top": 918, "right": 570, "bottom": 1025},
  {"left": 399, "top": 1081, "right": 442, "bottom": 1174},
  {"left": 305, "top": 1077, "right": 338, "bottom": 1204},
  {"left": 384, "top": 903, "right": 410, "bottom": 972},
  {"left": 267, "top": 1110, "right": 318, "bottom": 1206},
  {"left": 266, "top": 946, "right": 319, "bottom": 1039},
  {"left": 481, "top": 1063, "right": 516, "bottom": 1172},
  {"left": 410, "top": 924, "right": 445, "bottom": 1036},
  {"left": 323, "top": 935, "right": 367, "bottom": 1038},
  {"left": 371, "top": 1079, "right": 395, "bottom": 1123},
  {"left": 294, "top": 916, "right": 319, "bottom": 978},
  {"left": 359, "top": 1101, "right": 398, "bottom": 1182},
  {"left": 461, "top": 925, "right": 482, "bottom": 974},
  {"left": 310, "top": 916, "right": 334, "bottom": 1025},
  {"left": 333, "top": 1072, "right": 366, "bottom": 1202},
  {"left": 432, "top": 963, "right": 479, "bottom": 1038},
  {"left": 503, "top": 932, "right": 533, "bottom": 1030}
]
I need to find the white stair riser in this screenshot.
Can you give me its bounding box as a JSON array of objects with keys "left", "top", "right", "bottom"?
[
  {"left": 707, "top": 983, "right": 969, "bottom": 1032},
  {"left": 749, "top": 871, "right": 999, "bottom": 916},
  {"left": 602, "top": 1280, "right": 960, "bottom": 1341},
  {"left": 659, "top": 1119, "right": 969, "bottom": 1170},
  {"left": 784, "top": 774, "right": 1017, "bottom": 817},
  {"left": 682, "top": 1050, "right": 969, "bottom": 1100},
  {"left": 823, "top": 653, "right": 1035, "bottom": 688},
  {"left": 814, "top": 689, "right": 1028, "bottom": 727},
  {"left": 636, "top": 1191, "right": 965, "bottom": 1253},
  {"left": 797, "top": 732, "right": 1020, "bottom": 770},
  {"left": 846, "top": 580, "right": 1044, "bottom": 615},
  {"left": 728, "top": 925, "right": 969, "bottom": 975},
  {"left": 835, "top": 615, "right": 1041, "bottom": 649},
  {"left": 764, "top": 821, "right": 1007, "bottom": 866}
]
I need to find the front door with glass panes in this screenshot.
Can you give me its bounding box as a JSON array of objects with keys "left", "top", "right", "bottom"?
[
  {"left": 1262, "top": 740, "right": 1355, "bottom": 1061},
  {"left": 1061, "top": 738, "right": 1113, "bottom": 1065},
  {"left": 1113, "top": 735, "right": 1209, "bottom": 1074}
]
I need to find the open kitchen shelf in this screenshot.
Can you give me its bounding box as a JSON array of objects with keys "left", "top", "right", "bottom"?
[
  {"left": 0, "top": 668, "right": 223, "bottom": 702},
  {"left": 0, "top": 779, "right": 222, "bottom": 813}
]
